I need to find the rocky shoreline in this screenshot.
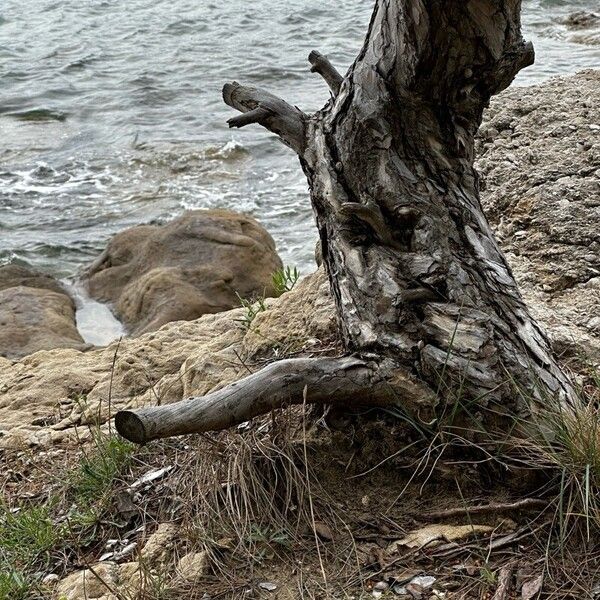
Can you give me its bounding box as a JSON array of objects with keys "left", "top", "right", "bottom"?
[
  {"left": 0, "top": 68, "right": 598, "bottom": 600},
  {"left": 0, "top": 69, "right": 599, "bottom": 449}
]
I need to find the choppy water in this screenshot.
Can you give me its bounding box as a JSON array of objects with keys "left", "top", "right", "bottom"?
[{"left": 0, "top": 0, "right": 599, "bottom": 337}]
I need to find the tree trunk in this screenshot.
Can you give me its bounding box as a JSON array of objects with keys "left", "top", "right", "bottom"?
[{"left": 116, "top": 0, "right": 576, "bottom": 445}]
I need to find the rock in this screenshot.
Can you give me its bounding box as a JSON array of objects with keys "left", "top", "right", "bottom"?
[
  {"left": 83, "top": 209, "right": 283, "bottom": 335},
  {"left": 475, "top": 70, "right": 600, "bottom": 363},
  {"left": 0, "top": 265, "right": 85, "bottom": 360},
  {"left": 140, "top": 522, "right": 179, "bottom": 563},
  {"left": 55, "top": 562, "right": 119, "bottom": 600},
  {"left": 54, "top": 561, "right": 144, "bottom": 600},
  {"left": 176, "top": 551, "right": 210, "bottom": 582},
  {"left": 242, "top": 267, "right": 336, "bottom": 359},
  {"left": 0, "top": 264, "right": 66, "bottom": 295}
]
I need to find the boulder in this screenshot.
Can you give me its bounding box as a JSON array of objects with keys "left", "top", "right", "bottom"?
[
  {"left": 83, "top": 209, "right": 283, "bottom": 335},
  {"left": 0, "top": 265, "right": 85, "bottom": 360},
  {"left": 475, "top": 69, "right": 600, "bottom": 362},
  {"left": 0, "top": 264, "right": 66, "bottom": 294}
]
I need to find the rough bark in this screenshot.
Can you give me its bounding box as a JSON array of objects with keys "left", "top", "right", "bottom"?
[
  {"left": 116, "top": 0, "right": 576, "bottom": 443},
  {"left": 298, "top": 0, "right": 574, "bottom": 418}
]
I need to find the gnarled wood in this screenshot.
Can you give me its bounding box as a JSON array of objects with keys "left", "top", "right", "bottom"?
[
  {"left": 300, "top": 0, "right": 574, "bottom": 418},
  {"left": 117, "top": 0, "right": 577, "bottom": 444},
  {"left": 115, "top": 356, "right": 433, "bottom": 443},
  {"left": 223, "top": 82, "right": 307, "bottom": 154}
]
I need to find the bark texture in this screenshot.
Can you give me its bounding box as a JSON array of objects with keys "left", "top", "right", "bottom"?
[
  {"left": 298, "top": 0, "right": 574, "bottom": 416},
  {"left": 116, "top": 0, "right": 576, "bottom": 443}
]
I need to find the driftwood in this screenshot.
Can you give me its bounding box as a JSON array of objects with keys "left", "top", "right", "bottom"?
[{"left": 116, "top": 0, "right": 576, "bottom": 444}]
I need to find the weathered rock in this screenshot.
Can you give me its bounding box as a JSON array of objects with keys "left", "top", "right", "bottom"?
[
  {"left": 176, "top": 551, "right": 210, "bottom": 582},
  {"left": 54, "top": 562, "right": 119, "bottom": 600},
  {"left": 83, "top": 209, "right": 283, "bottom": 335},
  {"left": 0, "top": 265, "right": 85, "bottom": 360},
  {"left": 242, "top": 267, "right": 337, "bottom": 359},
  {"left": 140, "top": 523, "right": 179, "bottom": 563},
  {"left": 0, "top": 264, "right": 66, "bottom": 295},
  {"left": 476, "top": 70, "right": 600, "bottom": 362}
]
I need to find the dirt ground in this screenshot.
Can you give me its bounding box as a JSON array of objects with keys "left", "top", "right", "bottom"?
[{"left": 2, "top": 406, "right": 599, "bottom": 600}]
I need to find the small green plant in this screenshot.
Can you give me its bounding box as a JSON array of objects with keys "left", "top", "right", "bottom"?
[
  {"left": 71, "top": 433, "right": 134, "bottom": 505},
  {"left": 0, "top": 503, "right": 63, "bottom": 600},
  {"left": 272, "top": 266, "right": 300, "bottom": 297},
  {"left": 0, "top": 569, "right": 32, "bottom": 600},
  {"left": 235, "top": 293, "right": 267, "bottom": 329},
  {"left": 247, "top": 524, "right": 292, "bottom": 548},
  {"left": 0, "top": 504, "right": 61, "bottom": 567}
]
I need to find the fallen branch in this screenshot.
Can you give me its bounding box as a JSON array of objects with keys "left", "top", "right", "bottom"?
[{"left": 115, "top": 356, "right": 432, "bottom": 444}]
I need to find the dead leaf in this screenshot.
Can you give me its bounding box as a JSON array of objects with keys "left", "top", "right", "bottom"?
[
  {"left": 521, "top": 573, "right": 543, "bottom": 600},
  {"left": 313, "top": 521, "right": 334, "bottom": 541},
  {"left": 388, "top": 524, "right": 494, "bottom": 553},
  {"left": 128, "top": 466, "right": 173, "bottom": 490}
]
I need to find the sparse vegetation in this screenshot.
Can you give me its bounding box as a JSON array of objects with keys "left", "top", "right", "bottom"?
[
  {"left": 235, "top": 292, "right": 267, "bottom": 329},
  {"left": 515, "top": 375, "right": 600, "bottom": 541},
  {"left": 70, "top": 430, "right": 134, "bottom": 506},
  {"left": 0, "top": 419, "right": 136, "bottom": 600},
  {"left": 0, "top": 503, "right": 62, "bottom": 599},
  {"left": 233, "top": 266, "right": 299, "bottom": 330},
  {"left": 1, "top": 333, "right": 597, "bottom": 600},
  {"left": 272, "top": 266, "right": 300, "bottom": 297}
]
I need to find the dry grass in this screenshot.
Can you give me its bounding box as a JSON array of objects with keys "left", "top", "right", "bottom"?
[{"left": 2, "top": 357, "right": 600, "bottom": 599}]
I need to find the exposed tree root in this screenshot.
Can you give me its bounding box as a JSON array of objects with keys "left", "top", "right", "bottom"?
[{"left": 115, "top": 356, "right": 434, "bottom": 444}]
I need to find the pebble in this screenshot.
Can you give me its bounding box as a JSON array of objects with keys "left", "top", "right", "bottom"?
[{"left": 258, "top": 582, "right": 277, "bottom": 592}]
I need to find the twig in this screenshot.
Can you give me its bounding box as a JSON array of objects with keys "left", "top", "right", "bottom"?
[
  {"left": 302, "top": 386, "right": 328, "bottom": 591},
  {"left": 107, "top": 336, "right": 122, "bottom": 435},
  {"left": 232, "top": 348, "right": 254, "bottom": 376},
  {"left": 423, "top": 498, "right": 547, "bottom": 519},
  {"left": 491, "top": 565, "right": 514, "bottom": 600}
]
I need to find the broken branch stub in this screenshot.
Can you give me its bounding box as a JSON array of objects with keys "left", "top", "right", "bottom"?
[
  {"left": 308, "top": 50, "right": 343, "bottom": 97},
  {"left": 222, "top": 82, "right": 307, "bottom": 154}
]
